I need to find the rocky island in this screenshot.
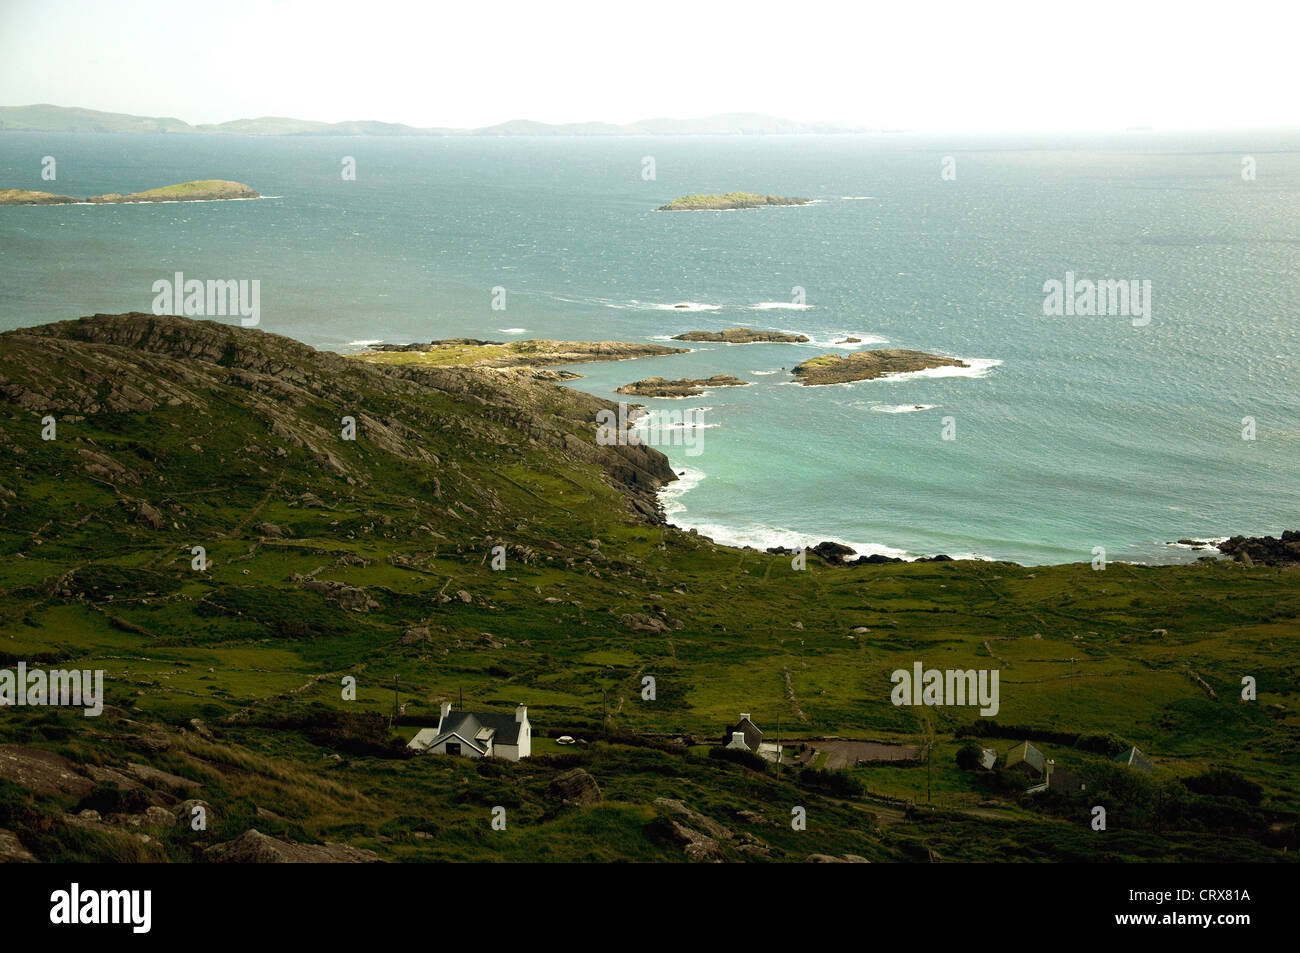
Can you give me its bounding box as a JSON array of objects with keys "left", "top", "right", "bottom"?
[
  {"left": 792, "top": 349, "right": 968, "bottom": 385},
  {"left": 672, "top": 327, "right": 809, "bottom": 344},
  {"left": 0, "top": 179, "right": 260, "bottom": 205},
  {"left": 615, "top": 374, "right": 749, "bottom": 398},
  {"left": 356, "top": 337, "right": 687, "bottom": 369},
  {"left": 657, "top": 192, "right": 811, "bottom": 211}
]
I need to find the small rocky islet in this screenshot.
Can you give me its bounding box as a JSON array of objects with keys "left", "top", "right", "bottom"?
[
  {"left": 615, "top": 375, "right": 749, "bottom": 398},
  {"left": 672, "top": 327, "right": 809, "bottom": 343},
  {"left": 657, "top": 192, "right": 811, "bottom": 211},
  {"left": 0, "top": 179, "right": 260, "bottom": 205},
  {"left": 791, "top": 349, "right": 968, "bottom": 386}
]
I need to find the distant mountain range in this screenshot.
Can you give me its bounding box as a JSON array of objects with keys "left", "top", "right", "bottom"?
[{"left": 0, "top": 104, "right": 871, "bottom": 137}]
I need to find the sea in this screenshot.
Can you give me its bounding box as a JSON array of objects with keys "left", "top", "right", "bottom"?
[{"left": 1, "top": 128, "right": 1297, "bottom": 565}]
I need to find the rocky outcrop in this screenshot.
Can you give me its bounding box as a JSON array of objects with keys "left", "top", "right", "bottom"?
[
  {"left": 125, "top": 762, "right": 201, "bottom": 793},
  {"left": 1218, "top": 531, "right": 1300, "bottom": 566},
  {"left": 792, "top": 349, "right": 968, "bottom": 385},
  {"left": 204, "top": 829, "right": 382, "bottom": 863},
  {"left": 645, "top": 817, "right": 722, "bottom": 861},
  {"left": 653, "top": 798, "right": 733, "bottom": 841},
  {"left": 293, "top": 576, "right": 379, "bottom": 611},
  {"left": 672, "top": 327, "right": 809, "bottom": 344},
  {"left": 0, "top": 745, "right": 93, "bottom": 796},
  {"left": 615, "top": 374, "right": 748, "bottom": 398}
]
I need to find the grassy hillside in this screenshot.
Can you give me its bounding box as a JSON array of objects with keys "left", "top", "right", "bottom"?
[{"left": 0, "top": 313, "right": 1295, "bottom": 863}]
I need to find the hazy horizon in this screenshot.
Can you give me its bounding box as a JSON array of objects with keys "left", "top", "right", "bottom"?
[{"left": 3, "top": 0, "right": 1298, "bottom": 134}]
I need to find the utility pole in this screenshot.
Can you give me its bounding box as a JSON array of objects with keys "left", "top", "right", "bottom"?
[
  {"left": 776, "top": 714, "right": 782, "bottom": 776},
  {"left": 925, "top": 716, "right": 934, "bottom": 804}
]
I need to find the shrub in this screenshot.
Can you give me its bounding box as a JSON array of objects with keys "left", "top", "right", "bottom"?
[
  {"left": 799, "top": 766, "right": 864, "bottom": 797},
  {"left": 955, "top": 740, "right": 984, "bottom": 770},
  {"left": 1182, "top": 768, "right": 1263, "bottom": 806},
  {"left": 708, "top": 746, "right": 769, "bottom": 773}
]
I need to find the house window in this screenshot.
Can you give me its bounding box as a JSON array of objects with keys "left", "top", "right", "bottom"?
[{"left": 446, "top": 743, "right": 461, "bottom": 756}]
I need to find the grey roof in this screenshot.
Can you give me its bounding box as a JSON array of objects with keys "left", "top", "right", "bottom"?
[
  {"left": 1005, "top": 741, "right": 1046, "bottom": 775},
  {"left": 437, "top": 710, "right": 525, "bottom": 748},
  {"left": 1114, "top": 746, "right": 1154, "bottom": 772}
]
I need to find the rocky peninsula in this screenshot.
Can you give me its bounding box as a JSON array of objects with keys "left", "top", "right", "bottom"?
[
  {"left": 615, "top": 374, "right": 749, "bottom": 398},
  {"left": 0, "top": 179, "right": 260, "bottom": 205},
  {"left": 657, "top": 192, "right": 811, "bottom": 211},
  {"left": 357, "top": 338, "right": 687, "bottom": 369},
  {"left": 792, "top": 349, "right": 968, "bottom": 385},
  {"left": 672, "top": 327, "right": 809, "bottom": 344}
]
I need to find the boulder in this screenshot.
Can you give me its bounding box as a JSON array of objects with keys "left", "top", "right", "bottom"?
[
  {"left": 134, "top": 501, "right": 166, "bottom": 530},
  {"left": 549, "top": 768, "right": 602, "bottom": 806}
]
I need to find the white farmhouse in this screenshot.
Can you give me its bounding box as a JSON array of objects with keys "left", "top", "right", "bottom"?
[{"left": 408, "top": 702, "right": 532, "bottom": 761}]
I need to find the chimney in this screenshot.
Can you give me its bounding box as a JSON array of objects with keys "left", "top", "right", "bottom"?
[
  {"left": 440, "top": 701, "right": 452, "bottom": 722},
  {"left": 731, "top": 731, "right": 746, "bottom": 748},
  {"left": 739, "top": 713, "right": 751, "bottom": 722},
  {"left": 515, "top": 703, "right": 527, "bottom": 724}
]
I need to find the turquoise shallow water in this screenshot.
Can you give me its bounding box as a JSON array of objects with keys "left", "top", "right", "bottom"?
[{"left": 1, "top": 130, "right": 1297, "bottom": 564}]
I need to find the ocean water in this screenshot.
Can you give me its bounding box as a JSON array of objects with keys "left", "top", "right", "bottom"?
[{"left": 1, "top": 130, "right": 1297, "bottom": 564}]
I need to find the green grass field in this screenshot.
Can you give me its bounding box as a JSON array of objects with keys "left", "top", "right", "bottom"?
[{"left": 0, "top": 313, "right": 1295, "bottom": 862}]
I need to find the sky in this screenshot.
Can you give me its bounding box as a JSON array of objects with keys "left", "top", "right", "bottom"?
[{"left": 1, "top": 0, "right": 1297, "bottom": 133}]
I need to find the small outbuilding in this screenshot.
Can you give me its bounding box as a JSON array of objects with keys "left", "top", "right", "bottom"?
[
  {"left": 1004, "top": 741, "right": 1046, "bottom": 778},
  {"left": 1114, "top": 745, "right": 1154, "bottom": 773}
]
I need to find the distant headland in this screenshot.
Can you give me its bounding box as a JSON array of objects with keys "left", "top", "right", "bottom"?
[
  {"left": 657, "top": 192, "right": 811, "bottom": 211},
  {"left": 0, "top": 179, "right": 260, "bottom": 205},
  {"left": 0, "top": 104, "right": 870, "bottom": 137}
]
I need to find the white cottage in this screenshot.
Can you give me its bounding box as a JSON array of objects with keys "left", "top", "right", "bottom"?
[{"left": 408, "top": 702, "right": 532, "bottom": 761}]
